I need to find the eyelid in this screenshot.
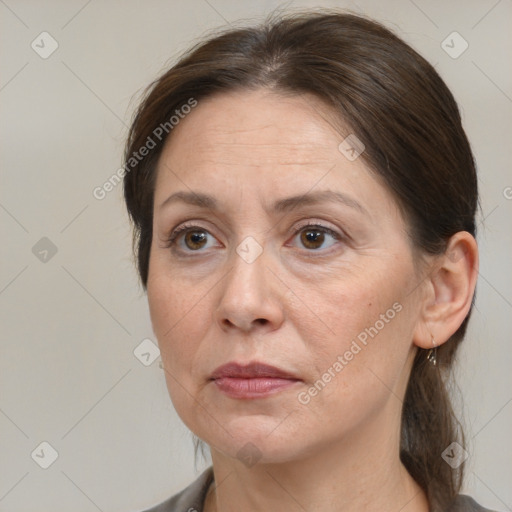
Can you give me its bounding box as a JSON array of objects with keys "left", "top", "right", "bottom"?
[{"left": 291, "top": 219, "right": 344, "bottom": 238}]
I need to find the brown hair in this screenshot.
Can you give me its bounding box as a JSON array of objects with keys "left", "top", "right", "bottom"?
[{"left": 123, "top": 10, "right": 478, "bottom": 511}]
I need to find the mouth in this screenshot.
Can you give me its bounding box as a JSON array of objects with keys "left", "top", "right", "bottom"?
[{"left": 210, "top": 361, "right": 302, "bottom": 399}]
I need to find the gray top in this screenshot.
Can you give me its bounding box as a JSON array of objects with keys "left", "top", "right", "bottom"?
[{"left": 140, "top": 466, "right": 499, "bottom": 512}]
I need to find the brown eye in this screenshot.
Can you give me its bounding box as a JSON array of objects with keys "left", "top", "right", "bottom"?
[
  {"left": 300, "top": 228, "right": 325, "bottom": 250},
  {"left": 183, "top": 230, "right": 208, "bottom": 250},
  {"left": 291, "top": 224, "right": 341, "bottom": 251},
  {"left": 166, "top": 225, "right": 218, "bottom": 253}
]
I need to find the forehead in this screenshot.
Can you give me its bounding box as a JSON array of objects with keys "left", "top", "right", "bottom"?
[
  {"left": 153, "top": 89, "right": 399, "bottom": 224},
  {"left": 161, "top": 90, "right": 340, "bottom": 165}
]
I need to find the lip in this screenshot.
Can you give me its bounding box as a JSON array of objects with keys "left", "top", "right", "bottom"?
[{"left": 210, "top": 361, "right": 301, "bottom": 399}]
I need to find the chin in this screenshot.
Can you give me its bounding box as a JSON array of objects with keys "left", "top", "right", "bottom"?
[{"left": 198, "top": 414, "right": 311, "bottom": 465}]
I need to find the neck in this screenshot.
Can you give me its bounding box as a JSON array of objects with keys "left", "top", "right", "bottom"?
[{"left": 205, "top": 411, "right": 429, "bottom": 512}]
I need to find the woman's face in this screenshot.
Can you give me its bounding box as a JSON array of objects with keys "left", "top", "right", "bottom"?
[{"left": 147, "top": 89, "right": 427, "bottom": 464}]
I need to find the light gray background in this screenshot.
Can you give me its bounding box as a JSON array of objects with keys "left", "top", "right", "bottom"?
[{"left": 1, "top": 1, "right": 511, "bottom": 511}]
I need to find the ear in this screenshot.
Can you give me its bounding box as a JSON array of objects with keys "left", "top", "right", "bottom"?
[{"left": 413, "top": 231, "right": 479, "bottom": 349}]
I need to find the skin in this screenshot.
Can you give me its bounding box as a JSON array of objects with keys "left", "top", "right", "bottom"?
[{"left": 146, "top": 89, "right": 478, "bottom": 512}]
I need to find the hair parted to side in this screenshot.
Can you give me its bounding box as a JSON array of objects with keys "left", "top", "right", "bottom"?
[{"left": 123, "top": 10, "right": 478, "bottom": 512}]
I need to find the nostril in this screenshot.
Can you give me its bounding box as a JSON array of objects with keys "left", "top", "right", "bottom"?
[{"left": 219, "top": 316, "right": 271, "bottom": 330}]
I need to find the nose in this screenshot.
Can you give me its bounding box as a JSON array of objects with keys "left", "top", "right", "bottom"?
[{"left": 214, "top": 244, "right": 285, "bottom": 334}]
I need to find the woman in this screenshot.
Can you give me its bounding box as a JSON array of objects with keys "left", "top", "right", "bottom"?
[{"left": 123, "top": 11, "right": 497, "bottom": 512}]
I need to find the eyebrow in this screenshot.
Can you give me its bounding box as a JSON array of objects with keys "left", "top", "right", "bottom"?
[{"left": 158, "top": 189, "right": 368, "bottom": 216}]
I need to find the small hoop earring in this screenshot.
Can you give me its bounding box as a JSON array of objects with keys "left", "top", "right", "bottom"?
[{"left": 427, "top": 334, "right": 437, "bottom": 366}]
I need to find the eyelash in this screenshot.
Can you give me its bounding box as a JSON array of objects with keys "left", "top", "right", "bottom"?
[{"left": 164, "top": 221, "right": 345, "bottom": 254}]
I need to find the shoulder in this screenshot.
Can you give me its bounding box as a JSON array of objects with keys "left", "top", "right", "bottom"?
[
  {"left": 138, "top": 479, "right": 500, "bottom": 512},
  {"left": 139, "top": 466, "right": 214, "bottom": 512},
  {"left": 446, "top": 494, "right": 500, "bottom": 512}
]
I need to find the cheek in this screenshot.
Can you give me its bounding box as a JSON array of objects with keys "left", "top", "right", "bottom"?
[
  {"left": 291, "top": 263, "right": 416, "bottom": 402},
  {"left": 293, "top": 264, "right": 407, "bottom": 349},
  {"left": 147, "top": 260, "right": 210, "bottom": 374},
  {"left": 147, "top": 270, "right": 214, "bottom": 425}
]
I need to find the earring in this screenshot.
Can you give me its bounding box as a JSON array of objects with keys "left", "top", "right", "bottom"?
[{"left": 427, "top": 334, "right": 437, "bottom": 366}]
